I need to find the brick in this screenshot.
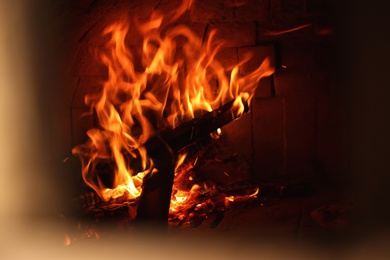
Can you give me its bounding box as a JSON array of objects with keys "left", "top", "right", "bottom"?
[
  {"left": 281, "top": 0, "right": 305, "bottom": 12},
  {"left": 70, "top": 46, "right": 108, "bottom": 77},
  {"left": 268, "top": 0, "right": 310, "bottom": 28},
  {"left": 215, "top": 47, "right": 238, "bottom": 71},
  {"left": 213, "top": 47, "right": 238, "bottom": 93},
  {"left": 255, "top": 76, "right": 273, "bottom": 98},
  {"left": 189, "top": 0, "right": 234, "bottom": 22},
  {"left": 314, "top": 95, "right": 330, "bottom": 175},
  {"left": 66, "top": 1, "right": 117, "bottom": 47},
  {"left": 178, "top": 22, "right": 208, "bottom": 40},
  {"left": 285, "top": 96, "right": 316, "bottom": 179},
  {"left": 52, "top": 76, "right": 79, "bottom": 109},
  {"left": 116, "top": 0, "right": 159, "bottom": 19},
  {"left": 274, "top": 69, "right": 328, "bottom": 96},
  {"left": 315, "top": 95, "right": 349, "bottom": 181},
  {"left": 49, "top": 109, "right": 73, "bottom": 157},
  {"left": 72, "top": 76, "right": 105, "bottom": 107},
  {"left": 232, "top": 0, "right": 270, "bottom": 22},
  {"left": 71, "top": 108, "right": 94, "bottom": 147},
  {"left": 206, "top": 21, "right": 257, "bottom": 48},
  {"left": 252, "top": 97, "right": 284, "bottom": 180},
  {"left": 158, "top": 0, "right": 192, "bottom": 21},
  {"left": 277, "top": 40, "right": 321, "bottom": 69},
  {"left": 273, "top": 40, "right": 330, "bottom": 96},
  {"left": 56, "top": 1, "right": 113, "bottom": 40},
  {"left": 237, "top": 45, "right": 275, "bottom": 98},
  {"left": 59, "top": 22, "right": 83, "bottom": 77},
  {"left": 279, "top": 0, "right": 306, "bottom": 22},
  {"left": 238, "top": 45, "right": 275, "bottom": 74},
  {"left": 220, "top": 112, "right": 253, "bottom": 163},
  {"left": 257, "top": 26, "right": 278, "bottom": 43},
  {"left": 305, "top": 0, "right": 334, "bottom": 17}
]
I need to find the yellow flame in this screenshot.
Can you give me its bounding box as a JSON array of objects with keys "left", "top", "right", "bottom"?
[
  {"left": 72, "top": 0, "right": 274, "bottom": 202},
  {"left": 174, "top": 153, "right": 188, "bottom": 174},
  {"left": 249, "top": 187, "right": 259, "bottom": 197}
]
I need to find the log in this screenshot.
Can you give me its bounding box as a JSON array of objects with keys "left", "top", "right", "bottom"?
[
  {"left": 144, "top": 99, "right": 249, "bottom": 163},
  {"left": 92, "top": 99, "right": 250, "bottom": 224},
  {"left": 136, "top": 99, "right": 249, "bottom": 225}
]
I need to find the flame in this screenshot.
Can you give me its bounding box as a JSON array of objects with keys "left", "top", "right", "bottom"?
[
  {"left": 224, "top": 187, "right": 259, "bottom": 208},
  {"left": 174, "top": 153, "right": 188, "bottom": 174},
  {"left": 169, "top": 184, "right": 203, "bottom": 217},
  {"left": 265, "top": 24, "right": 311, "bottom": 36},
  {"left": 72, "top": 0, "right": 274, "bottom": 202}
]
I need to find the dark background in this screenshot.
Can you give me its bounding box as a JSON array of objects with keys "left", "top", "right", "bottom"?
[{"left": 1, "top": 0, "right": 389, "bottom": 256}]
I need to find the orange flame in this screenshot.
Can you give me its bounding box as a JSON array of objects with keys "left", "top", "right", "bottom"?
[{"left": 72, "top": 0, "right": 274, "bottom": 202}]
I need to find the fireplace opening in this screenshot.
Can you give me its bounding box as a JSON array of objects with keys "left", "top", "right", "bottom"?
[
  {"left": 27, "top": 0, "right": 362, "bottom": 248},
  {"left": 5, "top": 0, "right": 390, "bottom": 257}
]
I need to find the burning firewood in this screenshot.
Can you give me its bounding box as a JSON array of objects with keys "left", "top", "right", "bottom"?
[
  {"left": 70, "top": 0, "right": 274, "bottom": 226},
  {"left": 143, "top": 98, "right": 249, "bottom": 168},
  {"left": 136, "top": 98, "right": 251, "bottom": 224}
]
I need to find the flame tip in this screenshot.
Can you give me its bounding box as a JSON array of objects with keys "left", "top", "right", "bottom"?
[{"left": 73, "top": 0, "right": 276, "bottom": 203}]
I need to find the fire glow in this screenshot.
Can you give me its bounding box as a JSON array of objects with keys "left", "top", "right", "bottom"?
[{"left": 72, "top": 0, "right": 273, "bottom": 206}]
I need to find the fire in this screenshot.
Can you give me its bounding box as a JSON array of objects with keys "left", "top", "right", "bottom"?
[{"left": 72, "top": 0, "right": 274, "bottom": 202}]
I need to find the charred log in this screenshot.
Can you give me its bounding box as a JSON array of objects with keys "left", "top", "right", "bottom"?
[
  {"left": 144, "top": 98, "right": 249, "bottom": 160},
  {"left": 91, "top": 99, "right": 250, "bottom": 224}
]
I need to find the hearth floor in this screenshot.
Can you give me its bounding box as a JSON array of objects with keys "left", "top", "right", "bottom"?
[{"left": 168, "top": 186, "right": 362, "bottom": 247}]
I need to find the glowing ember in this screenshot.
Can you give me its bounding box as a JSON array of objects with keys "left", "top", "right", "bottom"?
[{"left": 72, "top": 0, "right": 274, "bottom": 205}]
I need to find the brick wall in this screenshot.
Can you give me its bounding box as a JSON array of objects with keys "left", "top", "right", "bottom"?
[{"left": 49, "top": 0, "right": 348, "bottom": 184}]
